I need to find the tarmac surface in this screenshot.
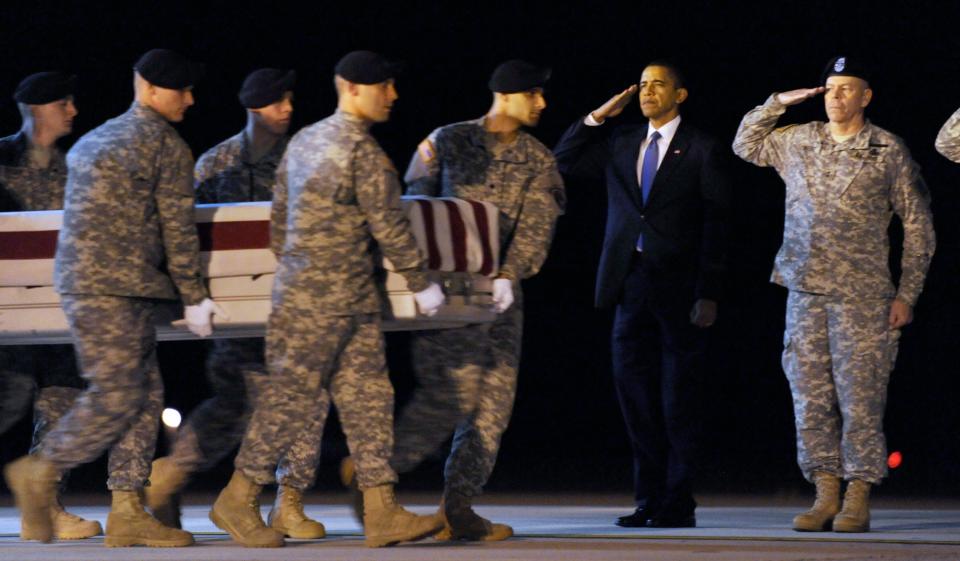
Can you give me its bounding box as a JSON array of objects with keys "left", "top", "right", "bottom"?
[{"left": 2, "top": 493, "right": 959, "bottom": 560}]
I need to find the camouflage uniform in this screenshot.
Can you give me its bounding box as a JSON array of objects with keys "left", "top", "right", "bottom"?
[
  {"left": 0, "top": 131, "right": 85, "bottom": 459},
  {"left": 164, "top": 131, "right": 321, "bottom": 489},
  {"left": 733, "top": 94, "right": 935, "bottom": 484},
  {"left": 234, "top": 110, "right": 429, "bottom": 490},
  {"left": 934, "top": 107, "right": 960, "bottom": 163},
  {"left": 39, "top": 102, "right": 207, "bottom": 491},
  {"left": 393, "top": 118, "right": 564, "bottom": 497}
]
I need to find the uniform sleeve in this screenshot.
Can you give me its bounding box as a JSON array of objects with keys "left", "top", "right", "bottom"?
[
  {"left": 935, "top": 107, "right": 960, "bottom": 163},
  {"left": 270, "top": 149, "right": 289, "bottom": 256},
  {"left": 155, "top": 136, "right": 207, "bottom": 305},
  {"left": 355, "top": 140, "right": 430, "bottom": 292},
  {"left": 499, "top": 154, "right": 565, "bottom": 281},
  {"left": 889, "top": 146, "right": 935, "bottom": 307},
  {"left": 404, "top": 129, "right": 442, "bottom": 196},
  {"left": 553, "top": 116, "right": 612, "bottom": 180},
  {"left": 731, "top": 94, "right": 795, "bottom": 171},
  {"left": 193, "top": 149, "right": 218, "bottom": 203}
]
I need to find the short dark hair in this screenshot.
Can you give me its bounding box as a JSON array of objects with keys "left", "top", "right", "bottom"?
[{"left": 642, "top": 60, "right": 686, "bottom": 89}]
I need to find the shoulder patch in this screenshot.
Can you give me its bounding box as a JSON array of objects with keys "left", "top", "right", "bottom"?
[{"left": 417, "top": 138, "right": 436, "bottom": 164}]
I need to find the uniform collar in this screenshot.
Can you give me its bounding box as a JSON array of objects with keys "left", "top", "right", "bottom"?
[{"left": 130, "top": 101, "right": 171, "bottom": 124}]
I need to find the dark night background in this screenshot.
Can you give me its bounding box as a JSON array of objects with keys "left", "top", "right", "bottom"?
[{"left": 1, "top": 1, "right": 959, "bottom": 502}]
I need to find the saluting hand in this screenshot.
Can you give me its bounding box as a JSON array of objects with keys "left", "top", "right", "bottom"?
[
  {"left": 775, "top": 87, "right": 826, "bottom": 106},
  {"left": 590, "top": 85, "right": 639, "bottom": 123}
]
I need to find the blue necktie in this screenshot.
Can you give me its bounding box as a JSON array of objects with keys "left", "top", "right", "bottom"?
[
  {"left": 640, "top": 130, "right": 661, "bottom": 204},
  {"left": 637, "top": 131, "right": 660, "bottom": 251}
]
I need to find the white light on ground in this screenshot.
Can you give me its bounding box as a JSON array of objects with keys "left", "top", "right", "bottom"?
[{"left": 161, "top": 408, "right": 182, "bottom": 429}]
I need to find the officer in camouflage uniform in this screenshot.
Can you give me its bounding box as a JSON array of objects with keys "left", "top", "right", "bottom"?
[
  {"left": 210, "top": 50, "right": 445, "bottom": 549},
  {"left": 934, "top": 107, "right": 960, "bottom": 162},
  {"left": 733, "top": 56, "right": 935, "bottom": 533},
  {"left": 3, "top": 49, "right": 224, "bottom": 547},
  {"left": 146, "top": 68, "right": 326, "bottom": 539},
  {"left": 0, "top": 71, "right": 101, "bottom": 540},
  {"left": 369, "top": 60, "right": 563, "bottom": 541}
]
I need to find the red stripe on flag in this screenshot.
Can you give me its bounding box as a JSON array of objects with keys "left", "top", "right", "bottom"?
[
  {"left": 417, "top": 200, "right": 442, "bottom": 270},
  {"left": 442, "top": 200, "right": 467, "bottom": 272},
  {"left": 0, "top": 230, "right": 59, "bottom": 259},
  {"left": 467, "top": 200, "right": 494, "bottom": 276},
  {"left": 196, "top": 220, "right": 271, "bottom": 251}
]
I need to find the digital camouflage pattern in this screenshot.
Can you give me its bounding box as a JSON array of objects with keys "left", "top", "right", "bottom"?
[
  {"left": 783, "top": 292, "right": 898, "bottom": 483},
  {"left": 732, "top": 94, "right": 935, "bottom": 306},
  {"left": 392, "top": 289, "right": 523, "bottom": 497},
  {"left": 405, "top": 118, "right": 565, "bottom": 281},
  {"left": 0, "top": 130, "right": 88, "bottom": 479},
  {"left": 934, "top": 107, "right": 960, "bottom": 163},
  {"left": 54, "top": 103, "right": 207, "bottom": 305},
  {"left": 235, "top": 109, "right": 430, "bottom": 490},
  {"left": 394, "top": 118, "right": 563, "bottom": 497},
  {"left": 0, "top": 131, "right": 67, "bottom": 211},
  {"left": 733, "top": 94, "right": 935, "bottom": 485},
  {"left": 194, "top": 131, "right": 287, "bottom": 203},
  {"left": 237, "top": 312, "right": 396, "bottom": 489},
  {"left": 270, "top": 109, "right": 429, "bottom": 314},
  {"left": 165, "top": 134, "right": 319, "bottom": 490},
  {"left": 37, "top": 295, "right": 163, "bottom": 491}
]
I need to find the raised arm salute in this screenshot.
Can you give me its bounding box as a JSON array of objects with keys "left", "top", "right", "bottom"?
[{"left": 733, "top": 56, "right": 935, "bottom": 533}]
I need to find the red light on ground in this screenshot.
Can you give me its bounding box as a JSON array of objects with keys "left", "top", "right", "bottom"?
[{"left": 888, "top": 451, "right": 903, "bottom": 469}]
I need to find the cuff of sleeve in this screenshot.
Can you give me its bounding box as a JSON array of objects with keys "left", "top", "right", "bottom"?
[
  {"left": 895, "top": 291, "right": 918, "bottom": 308},
  {"left": 766, "top": 93, "right": 788, "bottom": 113},
  {"left": 584, "top": 113, "right": 603, "bottom": 126},
  {"left": 404, "top": 272, "right": 431, "bottom": 293}
]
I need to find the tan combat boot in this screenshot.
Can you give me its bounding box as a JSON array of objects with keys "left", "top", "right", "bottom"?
[
  {"left": 52, "top": 499, "right": 102, "bottom": 539},
  {"left": 144, "top": 457, "right": 190, "bottom": 529},
  {"left": 209, "top": 470, "right": 284, "bottom": 547},
  {"left": 436, "top": 490, "right": 513, "bottom": 541},
  {"left": 338, "top": 456, "right": 364, "bottom": 526},
  {"left": 362, "top": 484, "right": 444, "bottom": 547},
  {"left": 833, "top": 479, "right": 871, "bottom": 532},
  {"left": 104, "top": 490, "right": 194, "bottom": 547},
  {"left": 267, "top": 485, "right": 326, "bottom": 539},
  {"left": 792, "top": 471, "right": 841, "bottom": 532},
  {"left": 3, "top": 455, "right": 59, "bottom": 542}
]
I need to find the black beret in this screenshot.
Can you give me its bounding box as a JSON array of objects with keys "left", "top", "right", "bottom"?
[
  {"left": 488, "top": 60, "right": 551, "bottom": 93},
  {"left": 238, "top": 68, "right": 296, "bottom": 108},
  {"left": 134, "top": 48, "right": 204, "bottom": 89},
  {"left": 822, "top": 56, "right": 871, "bottom": 85},
  {"left": 14, "top": 72, "right": 76, "bottom": 104},
  {"left": 334, "top": 51, "right": 402, "bottom": 85}
]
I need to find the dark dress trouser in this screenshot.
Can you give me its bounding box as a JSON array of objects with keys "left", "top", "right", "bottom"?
[{"left": 611, "top": 253, "right": 705, "bottom": 513}]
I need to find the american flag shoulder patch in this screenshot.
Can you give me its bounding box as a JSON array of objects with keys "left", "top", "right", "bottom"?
[{"left": 417, "top": 139, "right": 436, "bottom": 163}]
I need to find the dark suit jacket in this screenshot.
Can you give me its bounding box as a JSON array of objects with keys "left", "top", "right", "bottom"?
[{"left": 554, "top": 117, "right": 730, "bottom": 309}]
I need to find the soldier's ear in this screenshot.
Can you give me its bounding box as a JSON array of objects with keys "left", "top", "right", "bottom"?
[{"left": 861, "top": 87, "right": 873, "bottom": 109}]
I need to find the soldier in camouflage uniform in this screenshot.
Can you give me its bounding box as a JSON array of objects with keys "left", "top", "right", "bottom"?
[
  {"left": 733, "top": 56, "right": 935, "bottom": 533},
  {"left": 935, "top": 107, "right": 960, "bottom": 162},
  {"left": 145, "top": 68, "right": 326, "bottom": 538},
  {"left": 3, "top": 49, "right": 224, "bottom": 547},
  {"left": 210, "top": 50, "right": 445, "bottom": 549},
  {"left": 371, "top": 60, "right": 563, "bottom": 541},
  {"left": 0, "top": 71, "right": 102, "bottom": 540}
]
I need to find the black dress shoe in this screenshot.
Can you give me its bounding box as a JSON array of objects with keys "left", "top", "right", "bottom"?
[
  {"left": 647, "top": 512, "right": 696, "bottom": 528},
  {"left": 615, "top": 507, "right": 656, "bottom": 528}
]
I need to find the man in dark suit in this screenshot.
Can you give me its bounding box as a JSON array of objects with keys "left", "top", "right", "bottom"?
[{"left": 554, "top": 61, "right": 729, "bottom": 528}]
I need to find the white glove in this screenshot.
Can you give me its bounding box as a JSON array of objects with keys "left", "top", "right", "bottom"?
[
  {"left": 492, "top": 278, "right": 514, "bottom": 314},
  {"left": 182, "top": 298, "right": 228, "bottom": 337},
  {"left": 414, "top": 282, "right": 444, "bottom": 317}
]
